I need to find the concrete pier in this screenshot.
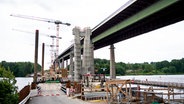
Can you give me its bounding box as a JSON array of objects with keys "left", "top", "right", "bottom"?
[
  {"left": 65, "top": 60, "right": 68, "bottom": 69},
  {"left": 110, "top": 44, "right": 116, "bottom": 79},
  {"left": 69, "top": 51, "right": 74, "bottom": 81},
  {"left": 90, "top": 43, "right": 94, "bottom": 74},
  {"left": 61, "top": 58, "right": 64, "bottom": 69},
  {"left": 73, "top": 27, "right": 82, "bottom": 82},
  {"left": 72, "top": 27, "right": 95, "bottom": 81},
  {"left": 82, "top": 27, "right": 92, "bottom": 75}
]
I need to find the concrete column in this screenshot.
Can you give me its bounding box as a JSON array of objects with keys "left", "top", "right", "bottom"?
[
  {"left": 61, "top": 58, "right": 64, "bottom": 69},
  {"left": 69, "top": 51, "right": 74, "bottom": 81},
  {"left": 90, "top": 43, "right": 94, "bottom": 74},
  {"left": 82, "top": 27, "right": 92, "bottom": 75},
  {"left": 73, "top": 27, "right": 82, "bottom": 82},
  {"left": 58, "top": 60, "right": 61, "bottom": 69},
  {"left": 110, "top": 44, "right": 116, "bottom": 79},
  {"left": 66, "top": 60, "right": 68, "bottom": 69}
]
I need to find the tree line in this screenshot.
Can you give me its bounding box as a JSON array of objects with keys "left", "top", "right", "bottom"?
[
  {"left": 94, "top": 58, "right": 184, "bottom": 75},
  {"left": 0, "top": 61, "right": 41, "bottom": 77},
  {"left": 1, "top": 58, "right": 184, "bottom": 77}
]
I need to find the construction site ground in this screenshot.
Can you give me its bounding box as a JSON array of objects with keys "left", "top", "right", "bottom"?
[{"left": 26, "top": 83, "right": 106, "bottom": 104}]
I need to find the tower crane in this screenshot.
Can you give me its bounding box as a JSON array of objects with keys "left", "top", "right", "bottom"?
[
  {"left": 12, "top": 28, "right": 61, "bottom": 67},
  {"left": 10, "top": 14, "right": 71, "bottom": 65}
]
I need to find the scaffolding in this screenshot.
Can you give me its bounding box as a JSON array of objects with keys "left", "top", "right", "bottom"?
[{"left": 105, "top": 79, "right": 133, "bottom": 103}]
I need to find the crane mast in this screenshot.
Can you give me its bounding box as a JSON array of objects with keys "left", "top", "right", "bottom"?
[
  {"left": 56, "top": 24, "right": 59, "bottom": 58},
  {"left": 10, "top": 14, "right": 70, "bottom": 69},
  {"left": 12, "top": 28, "right": 61, "bottom": 68}
]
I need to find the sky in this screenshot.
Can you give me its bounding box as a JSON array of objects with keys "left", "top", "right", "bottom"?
[{"left": 0, "top": 0, "right": 183, "bottom": 70}]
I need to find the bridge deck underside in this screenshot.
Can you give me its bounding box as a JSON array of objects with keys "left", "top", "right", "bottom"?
[
  {"left": 57, "top": 0, "right": 184, "bottom": 60},
  {"left": 93, "top": 0, "right": 184, "bottom": 50}
]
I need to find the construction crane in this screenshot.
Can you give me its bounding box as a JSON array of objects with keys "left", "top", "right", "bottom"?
[
  {"left": 10, "top": 14, "right": 71, "bottom": 65},
  {"left": 12, "top": 28, "right": 61, "bottom": 67}
]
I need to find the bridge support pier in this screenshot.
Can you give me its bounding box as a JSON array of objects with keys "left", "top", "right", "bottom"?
[
  {"left": 73, "top": 27, "right": 94, "bottom": 81},
  {"left": 73, "top": 27, "right": 82, "bottom": 82},
  {"left": 90, "top": 43, "right": 94, "bottom": 74},
  {"left": 82, "top": 27, "right": 93, "bottom": 75},
  {"left": 65, "top": 60, "right": 68, "bottom": 69},
  {"left": 61, "top": 58, "right": 64, "bottom": 69},
  {"left": 69, "top": 51, "right": 74, "bottom": 81},
  {"left": 110, "top": 44, "right": 116, "bottom": 79}
]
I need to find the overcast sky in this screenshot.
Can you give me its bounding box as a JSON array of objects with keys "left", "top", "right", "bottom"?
[{"left": 0, "top": 0, "right": 183, "bottom": 70}]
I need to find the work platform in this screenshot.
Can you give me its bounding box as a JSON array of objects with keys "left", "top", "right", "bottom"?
[{"left": 133, "top": 80, "right": 184, "bottom": 89}]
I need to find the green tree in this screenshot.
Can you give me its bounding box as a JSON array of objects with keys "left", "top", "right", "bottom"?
[
  {"left": 142, "top": 64, "right": 154, "bottom": 73},
  {"left": 94, "top": 58, "right": 184, "bottom": 75},
  {"left": 116, "top": 63, "right": 125, "bottom": 75},
  {"left": 94, "top": 58, "right": 110, "bottom": 74},
  {"left": 0, "top": 61, "right": 41, "bottom": 77},
  {"left": 171, "top": 59, "right": 183, "bottom": 73},
  {"left": 161, "top": 67, "right": 169, "bottom": 74},
  {"left": 0, "top": 66, "right": 18, "bottom": 104},
  {"left": 168, "top": 66, "right": 176, "bottom": 73}
]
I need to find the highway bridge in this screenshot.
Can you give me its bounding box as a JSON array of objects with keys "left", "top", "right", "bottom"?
[
  {"left": 54, "top": 0, "right": 184, "bottom": 80},
  {"left": 56, "top": 0, "right": 184, "bottom": 60}
]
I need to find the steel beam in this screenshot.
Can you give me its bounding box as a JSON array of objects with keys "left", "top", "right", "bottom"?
[{"left": 92, "top": 0, "right": 178, "bottom": 43}]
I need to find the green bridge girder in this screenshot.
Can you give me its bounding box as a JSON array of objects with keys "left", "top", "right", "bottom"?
[{"left": 92, "top": 0, "right": 178, "bottom": 43}]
